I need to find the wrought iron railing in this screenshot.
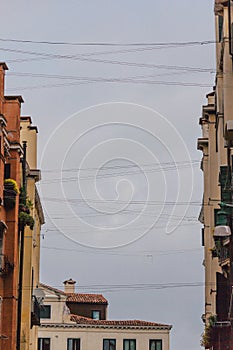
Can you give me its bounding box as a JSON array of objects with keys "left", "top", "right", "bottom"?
[
  {"left": 0, "top": 254, "right": 14, "bottom": 275},
  {"left": 31, "top": 295, "right": 40, "bottom": 326}
]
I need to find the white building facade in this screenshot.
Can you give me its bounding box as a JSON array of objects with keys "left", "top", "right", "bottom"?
[{"left": 38, "top": 283, "right": 171, "bottom": 350}]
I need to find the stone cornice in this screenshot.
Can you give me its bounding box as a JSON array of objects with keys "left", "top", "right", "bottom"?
[
  {"left": 215, "top": 0, "right": 228, "bottom": 15},
  {"left": 40, "top": 322, "right": 172, "bottom": 331},
  {"left": 35, "top": 187, "right": 45, "bottom": 225}
]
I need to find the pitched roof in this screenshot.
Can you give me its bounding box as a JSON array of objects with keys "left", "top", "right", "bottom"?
[
  {"left": 66, "top": 293, "right": 108, "bottom": 305},
  {"left": 70, "top": 314, "right": 171, "bottom": 329},
  {"left": 39, "top": 283, "right": 108, "bottom": 304},
  {"left": 39, "top": 283, "right": 66, "bottom": 296},
  {"left": 5, "top": 95, "right": 24, "bottom": 103}
]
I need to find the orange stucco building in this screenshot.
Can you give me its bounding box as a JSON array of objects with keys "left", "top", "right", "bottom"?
[{"left": 0, "top": 62, "right": 23, "bottom": 350}]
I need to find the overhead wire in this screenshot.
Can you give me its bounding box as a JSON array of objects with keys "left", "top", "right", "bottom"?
[
  {"left": 7, "top": 71, "right": 212, "bottom": 85},
  {"left": 0, "top": 45, "right": 215, "bottom": 89},
  {"left": 0, "top": 37, "right": 216, "bottom": 46},
  {"left": 43, "top": 221, "right": 199, "bottom": 234},
  {"left": 41, "top": 245, "right": 201, "bottom": 256},
  {"left": 6, "top": 45, "right": 191, "bottom": 63},
  {"left": 6, "top": 79, "right": 212, "bottom": 91},
  {"left": 0, "top": 46, "right": 214, "bottom": 72},
  {"left": 40, "top": 197, "right": 201, "bottom": 206},
  {"left": 39, "top": 162, "right": 200, "bottom": 183},
  {"left": 8, "top": 281, "right": 217, "bottom": 294},
  {"left": 45, "top": 211, "right": 198, "bottom": 220},
  {"left": 41, "top": 160, "right": 200, "bottom": 173}
]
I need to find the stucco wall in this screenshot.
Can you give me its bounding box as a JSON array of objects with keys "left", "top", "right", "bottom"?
[{"left": 38, "top": 326, "right": 170, "bottom": 350}]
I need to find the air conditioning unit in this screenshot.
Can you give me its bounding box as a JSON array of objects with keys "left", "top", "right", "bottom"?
[{"left": 214, "top": 225, "right": 232, "bottom": 237}]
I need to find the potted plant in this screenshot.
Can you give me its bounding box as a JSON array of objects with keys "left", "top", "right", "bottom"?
[
  {"left": 4, "top": 179, "right": 19, "bottom": 209},
  {"left": 18, "top": 211, "right": 34, "bottom": 230},
  {"left": 18, "top": 189, "right": 34, "bottom": 230},
  {"left": 200, "top": 315, "right": 216, "bottom": 348}
]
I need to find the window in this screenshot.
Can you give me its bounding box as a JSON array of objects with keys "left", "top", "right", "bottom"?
[
  {"left": 38, "top": 338, "right": 50, "bottom": 350},
  {"left": 0, "top": 221, "right": 7, "bottom": 272},
  {"left": 4, "top": 164, "right": 11, "bottom": 180},
  {"left": 40, "top": 305, "right": 51, "bottom": 319},
  {"left": 149, "top": 340, "right": 162, "bottom": 350},
  {"left": 67, "top": 338, "right": 80, "bottom": 350},
  {"left": 92, "top": 310, "right": 100, "bottom": 320},
  {"left": 0, "top": 223, "right": 4, "bottom": 257},
  {"left": 218, "top": 15, "right": 223, "bottom": 42},
  {"left": 123, "top": 339, "right": 136, "bottom": 350},
  {"left": 103, "top": 339, "right": 116, "bottom": 350}
]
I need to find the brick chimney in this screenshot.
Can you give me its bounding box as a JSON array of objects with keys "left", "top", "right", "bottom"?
[{"left": 63, "top": 278, "right": 76, "bottom": 293}]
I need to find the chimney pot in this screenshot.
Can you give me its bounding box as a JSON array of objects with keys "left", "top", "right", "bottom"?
[{"left": 63, "top": 278, "right": 76, "bottom": 294}]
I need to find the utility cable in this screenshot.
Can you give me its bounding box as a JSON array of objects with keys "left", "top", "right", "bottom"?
[{"left": 0, "top": 37, "right": 216, "bottom": 47}]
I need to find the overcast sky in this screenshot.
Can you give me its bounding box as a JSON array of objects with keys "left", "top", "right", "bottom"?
[{"left": 0, "top": 1, "right": 215, "bottom": 349}]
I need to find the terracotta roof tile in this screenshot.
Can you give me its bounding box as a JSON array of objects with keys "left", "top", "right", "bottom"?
[
  {"left": 40, "top": 283, "right": 108, "bottom": 304},
  {"left": 39, "top": 283, "right": 66, "bottom": 295},
  {"left": 66, "top": 293, "right": 108, "bottom": 304},
  {"left": 70, "top": 314, "right": 171, "bottom": 328}
]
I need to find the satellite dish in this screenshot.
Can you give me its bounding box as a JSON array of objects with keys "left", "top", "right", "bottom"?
[{"left": 214, "top": 225, "right": 231, "bottom": 237}]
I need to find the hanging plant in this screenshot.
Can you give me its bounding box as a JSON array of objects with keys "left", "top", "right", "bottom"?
[
  {"left": 19, "top": 212, "right": 34, "bottom": 230},
  {"left": 19, "top": 187, "right": 27, "bottom": 206},
  {"left": 19, "top": 188, "right": 34, "bottom": 213},
  {"left": 4, "top": 179, "right": 20, "bottom": 209},
  {"left": 4, "top": 179, "right": 20, "bottom": 193},
  {"left": 18, "top": 188, "right": 34, "bottom": 230},
  {"left": 200, "top": 325, "right": 211, "bottom": 348},
  {"left": 200, "top": 315, "right": 216, "bottom": 348}
]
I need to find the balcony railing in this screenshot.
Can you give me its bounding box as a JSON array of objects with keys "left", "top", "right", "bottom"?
[
  {"left": 214, "top": 240, "right": 230, "bottom": 266},
  {"left": 31, "top": 295, "right": 40, "bottom": 326},
  {"left": 0, "top": 254, "right": 14, "bottom": 276},
  {"left": 219, "top": 247, "right": 230, "bottom": 265}
]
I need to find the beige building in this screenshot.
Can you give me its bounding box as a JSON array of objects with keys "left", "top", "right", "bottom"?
[
  {"left": 197, "top": 1, "right": 233, "bottom": 348},
  {"left": 19, "top": 116, "right": 45, "bottom": 350},
  {"left": 38, "top": 281, "right": 171, "bottom": 350}
]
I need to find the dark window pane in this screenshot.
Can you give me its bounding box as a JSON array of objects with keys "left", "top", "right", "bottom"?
[
  {"left": 67, "top": 338, "right": 80, "bottom": 350},
  {"left": 150, "top": 340, "right": 162, "bottom": 350},
  {"left": 123, "top": 339, "right": 136, "bottom": 350},
  {"left": 103, "top": 340, "right": 109, "bottom": 350},
  {"left": 38, "top": 338, "right": 50, "bottom": 350},
  {"left": 103, "top": 339, "right": 116, "bottom": 350},
  {"left": 124, "top": 340, "right": 129, "bottom": 350},
  {"left": 218, "top": 15, "right": 223, "bottom": 42},
  {"left": 92, "top": 310, "right": 100, "bottom": 320},
  {"left": 130, "top": 341, "right": 136, "bottom": 350},
  {"left": 40, "top": 305, "right": 51, "bottom": 319},
  {"left": 4, "top": 164, "right": 11, "bottom": 179}
]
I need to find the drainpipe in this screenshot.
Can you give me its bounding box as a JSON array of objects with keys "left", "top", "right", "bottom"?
[
  {"left": 229, "top": 0, "right": 232, "bottom": 56},
  {"left": 22, "top": 141, "right": 27, "bottom": 195},
  {"left": 16, "top": 141, "right": 27, "bottom": 350}
]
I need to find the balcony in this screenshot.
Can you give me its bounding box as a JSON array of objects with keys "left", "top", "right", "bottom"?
[
  {"left": 0, "top": 254, "right": 14, "bottom": 276},
  {"left": 31, "top": 295, "right": 41, "bottom": 326},
  {"left": 219, "top": 247, "right": 230, "bottom": 266},
  {"left": 214, "top": 240, "right": 230, "bottom": 267},
  {"left": 3, "top": 179, "right": 19, "bottom": 210}
]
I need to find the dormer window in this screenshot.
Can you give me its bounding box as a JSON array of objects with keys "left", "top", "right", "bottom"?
[{"left": 92, "top": 310, "right": 100, "bottom": 320}]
